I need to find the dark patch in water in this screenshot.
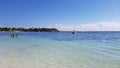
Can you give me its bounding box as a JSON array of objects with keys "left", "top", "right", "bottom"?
[
  {"left": 32, "top": 45, "right": 38, "bottom": 47},
  {"left": 17, "top": 45, "right": 38, "bottom": 51}
]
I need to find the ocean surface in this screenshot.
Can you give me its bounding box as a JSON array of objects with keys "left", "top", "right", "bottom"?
[{"left": 0, "top": 32, "right": 120, "bottom": 68}]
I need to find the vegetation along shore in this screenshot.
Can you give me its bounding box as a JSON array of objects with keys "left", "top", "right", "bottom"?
[{"left": 0, "top": 27, "right": 59, "bottom": 32}]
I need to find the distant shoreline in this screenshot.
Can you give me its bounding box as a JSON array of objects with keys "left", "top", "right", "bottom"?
[{"left": 0, "top": 27, "right": 59, "bottom": 32}]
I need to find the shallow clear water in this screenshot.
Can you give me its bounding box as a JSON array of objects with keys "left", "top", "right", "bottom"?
[{"left": 0, "top": 32, "right": 120, "bottom": 68}]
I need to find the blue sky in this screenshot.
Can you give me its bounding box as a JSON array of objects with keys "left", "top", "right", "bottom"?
[{"left": 0, "top": 0, "right": 120, "bottom": 31}]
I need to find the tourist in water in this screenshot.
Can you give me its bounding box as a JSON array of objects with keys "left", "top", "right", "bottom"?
[
  {"left": 10, "top": 33, "right": 19, "bottom": 38},
  {"left": 16, "top": 34, "right": 19, "bottom": 38},
  {"left": 10, "top": 34, "right": 14, "bottom": 38},
  {"left": 72, "top": 30, "right": 76, "bottom": 34}
]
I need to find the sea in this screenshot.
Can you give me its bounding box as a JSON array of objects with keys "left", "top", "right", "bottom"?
[{"left": 0, "top": 32, "right": 120, "bottom": 68}]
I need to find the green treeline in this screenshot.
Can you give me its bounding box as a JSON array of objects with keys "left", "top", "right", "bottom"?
[{"left": 0, "top": 27, "right": 59, "bottom": 32}]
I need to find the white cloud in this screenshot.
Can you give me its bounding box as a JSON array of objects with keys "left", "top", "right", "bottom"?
[{"left": 54, "top": 22, "right": 120, "bottom": 31}]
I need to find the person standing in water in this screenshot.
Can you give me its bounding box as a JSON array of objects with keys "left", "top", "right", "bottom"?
[
  {"left": 16, "top": 34, "right": 19, "bottom": 38},
  {"left": 10, "top": 34, "right": 14, "bottom": 38},
  {"left": 72, "top": 30, "right": 76, "bottom": 34},
  {"left": 10, "top": 34, "right": 19, "bottom": 38}
]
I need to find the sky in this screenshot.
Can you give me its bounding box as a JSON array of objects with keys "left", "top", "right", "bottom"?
[{"left": 0, "top": 0, "right": 120, "bottom": 31}]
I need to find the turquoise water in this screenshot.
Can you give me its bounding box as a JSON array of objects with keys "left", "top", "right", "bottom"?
[{"left": 0, "top": 32, "right": 120, "bottom": 68}]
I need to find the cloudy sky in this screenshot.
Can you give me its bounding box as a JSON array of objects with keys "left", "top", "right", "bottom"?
[
  {"left": 54, "top": 22, "right": 120, "bottom": 31},
  {"left": 0, "top": 0, "right": 120, "bottom": 31}
]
